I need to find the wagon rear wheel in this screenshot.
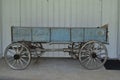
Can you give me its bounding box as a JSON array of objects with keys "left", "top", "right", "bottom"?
[
  {"left": 4, "top": 43, "right": 31, "bottom": 70},
  {"left": 79, "top": 41, "right": 108, "bottom": 70}
]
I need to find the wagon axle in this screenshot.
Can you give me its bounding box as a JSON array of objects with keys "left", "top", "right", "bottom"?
[{"left": 37, "top": 48, "right": 78, "bottom": 52}]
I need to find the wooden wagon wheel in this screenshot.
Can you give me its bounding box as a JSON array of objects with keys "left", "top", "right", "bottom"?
[
  {"left": 4, "top": 43, "right": 31, "bottom": 70},
  {"left": 79, "top": 40, "right": 108, "bottom": 70}
]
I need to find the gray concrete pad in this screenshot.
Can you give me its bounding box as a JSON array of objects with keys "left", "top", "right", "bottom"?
[{"left": 0, "top": 58, "right": 120, "bottom": 80}]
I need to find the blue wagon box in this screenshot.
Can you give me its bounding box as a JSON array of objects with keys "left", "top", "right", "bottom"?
[{"left": 11, "top": 25, "right": 108, "bottom": 43}]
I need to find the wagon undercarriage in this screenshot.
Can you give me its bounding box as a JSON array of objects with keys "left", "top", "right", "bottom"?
[{"left": 4, "top": 41, "right": 108, "bottom": 70}]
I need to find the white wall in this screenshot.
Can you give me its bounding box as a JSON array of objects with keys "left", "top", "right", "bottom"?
[
  {"left": 0, "top": 0, "right": 2, "bottom": 57},
  {"left": 19, "top": 0, "right": 101, "bottom": 27},
  {"left": 118, "top": 0, "right": 120, "bottom": 59},
  {"left": 102, "top": 0, "right": 118, "bottom": 58},
  {"left": 1, "top": 0, "right": 119, "bottom": 58}
]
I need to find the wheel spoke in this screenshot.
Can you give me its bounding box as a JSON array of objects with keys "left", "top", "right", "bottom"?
[
  {"left": 85, "top": 58, "right": 92, "bottom": 66},
  {"left": 16, "top": 45, "right": 19, "bottom": 53},
  {"left": 21, "top": 51, "right": 28, "bottom": 56},
  {"left": 89, "top": 58, "right": 94, "bottom": 67},
  {"left": 8, "top": 58, "right": 14, "bottom": 63},
  {"left": 21, "top": 57, "right": 28, "bottom": 64},
  {"left": 91, "top": 43, "right": 95, "bottom": 49},
  {"left": 19, "top": 59, "right": 24, "bottom": 67},
  {"left": 21, "top": 51, "right": 29, "bottom": 61},
  {"left": 93, "top": 59, "right": 98, "bottom": 68},
  {"left": 98, "top": 52, "right": 106, "bottom": 56},
  {"left": 16, "top": 59, "right": 24, "bottom": 68},
  {"left": 19, "top": 45, "right": 24, "bottom": 54},
  {"left": 95, "top": 47, "right": 105, "bottom": 53},
  {"left": 12, "top": 46, "right": 17, "bottom": 53},
  {"left": 95, "top": 57, "right": 102, "bottom": 64},
  {"left": 21, "top": 53, "right": 28, "bottom": 58},
  {"left": 81, "top": 57, "right": 90, "bottom": 63},
  {"left": 16, "top": 60, "right": 20, "bottom": 67},
  {"left": 11, "top": 60, "right": 17, "bottom": 66},
  {"left": 92, "top": 43, "right": 101, "bottom": 51},
  {"left": 21, "top": 56, "right": 29, "bottom": 61},
  {"left": 86, "top": 46, "right": 92, "bottom": 51},
  {"left": 81, "top": 52, "right": 90, "bottom": 57},
  {"left": 81, "top": 54, "right": 90, "bottom": 58}
]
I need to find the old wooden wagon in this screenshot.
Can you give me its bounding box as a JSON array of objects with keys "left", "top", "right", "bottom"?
[{"left": 4, "top": 24, "right": 108, "bottom": 70}]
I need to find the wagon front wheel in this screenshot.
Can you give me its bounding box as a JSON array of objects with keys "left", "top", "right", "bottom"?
[
  {"left": 4, "top": 43, "right": 31, "bottom": 70},
  {"left": 79, "top": 41, "right": 108, "bottom": 70}
]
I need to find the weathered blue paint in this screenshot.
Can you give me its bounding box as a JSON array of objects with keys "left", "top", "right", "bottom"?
[
  {"left": 32, "top": 27, "right": 50, "bottom": 42},
  {"left": 12, "top": 27, "right": 107, "bottom": 43},
  {"left": 71, "top": 28, "right": 84, "bottom": 42},
  {"left": 12, "top": 27, "right": 31, "bottom": 42},
  {"left": 51, "top": 28, "right": 70, "bottom": 42},
  {"left": 84, "top": 28, "right": 106, "bottom": 42}
]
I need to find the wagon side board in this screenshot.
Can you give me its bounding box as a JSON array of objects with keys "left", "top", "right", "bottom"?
[
  {"left": 11, "top": 26, "right": 108, "bottom": 43},
  {"left": 84, "top": 28, "right": 107, "bottom": 42},
  {"left": 12, "top": 27, "right": 32, "bottom": 42},
  {"left": 32, "top": 27, "right": 50, "bottom": 42}
]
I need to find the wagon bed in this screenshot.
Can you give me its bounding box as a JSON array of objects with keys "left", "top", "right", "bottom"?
[{"left": 12, "top": 26, "right": 108, "bottom": 43}]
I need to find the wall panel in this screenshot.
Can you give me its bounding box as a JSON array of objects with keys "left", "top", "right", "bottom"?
[
  {"left": 0, "top": 0, "right": 2, "bottom": 57},
  {"left": 20, "top": 0, "right": 101, "bottom": 27},
  {"left": 1, "top": 0, "right": 118, "bottom": 58},
  {"left": 102, "top": 0, "right": 118, "bottom": 58},
  {"left": 2, "top": 0, "right": 20, "bottom": 57},
  {"left": 118, "top": 0, "right": 120, "bottom": 59}
]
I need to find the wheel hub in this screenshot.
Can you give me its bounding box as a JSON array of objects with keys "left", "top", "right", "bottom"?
[
  {"left": 91, "top": 52, "right": 97, "bottom": 58},
  {"left": 14, "top": 54, "right": 20, "bottom": 60}
]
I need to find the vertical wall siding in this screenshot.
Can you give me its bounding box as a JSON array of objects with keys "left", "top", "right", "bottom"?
[
  {"left": 20, "top": 0, "right": 101, "bottom": 27},
  {"left": 1, "top": 0, "right": 118, "bottom": 58},
  {"left": 0, "top": 0, "right": 2, "bottom": 57},
  {"left": 102, "top": 0, "right": 118, "bottom": 58},
  {"left": 2, "top": 0, "right": 20, "bottom": 56},
  {"left": 117, "top": 0, "right": 120, "bottom": 60}
]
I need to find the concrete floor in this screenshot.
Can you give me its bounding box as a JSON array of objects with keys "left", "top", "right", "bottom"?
[{"left": 0, "top": 58, "right": 120, "bottom": 80}]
